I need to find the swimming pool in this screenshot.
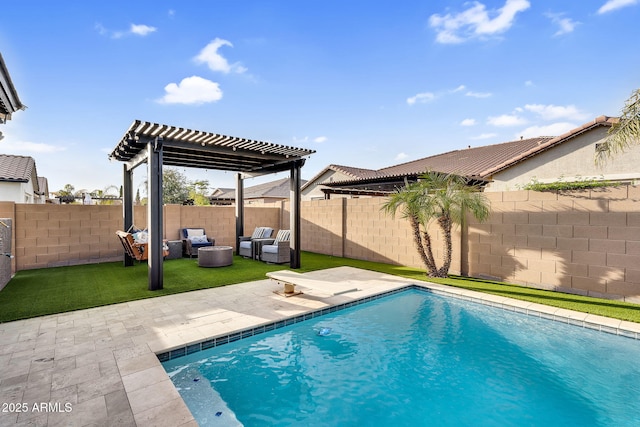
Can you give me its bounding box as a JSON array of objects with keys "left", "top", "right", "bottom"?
[{"left": 162, "top": 288, "right": 640, "bottom": 426}]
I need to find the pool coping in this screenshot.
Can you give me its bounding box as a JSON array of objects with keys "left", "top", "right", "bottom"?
[{"left": 1, "top": 267, "right": 639, "bottom": 426}]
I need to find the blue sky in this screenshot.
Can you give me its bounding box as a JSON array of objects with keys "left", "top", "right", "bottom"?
[{"left": 1, "top": 0, "right": 639, "bottom": 195}]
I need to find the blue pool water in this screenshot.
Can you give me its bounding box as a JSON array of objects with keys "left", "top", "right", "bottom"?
[{"left": 162, "top": 289, "right": 640, "bottom": 426}]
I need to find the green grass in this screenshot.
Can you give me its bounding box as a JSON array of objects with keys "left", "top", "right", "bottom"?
[{"left": 1, "top": 252, "right": 639, "bottom": 324}]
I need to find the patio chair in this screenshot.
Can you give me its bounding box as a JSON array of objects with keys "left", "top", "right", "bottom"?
[
  {"left": 260, "top": 230, "right": 291, "bottom": 264},
  {"left": 238, "top": 226, "right": 274, "bottom": 258},
  {"left": 181, "top": 228, "right": 216, "bottom": 258},
  {"left": 116, "top": 230, "right": 169, "bottom": 262}
]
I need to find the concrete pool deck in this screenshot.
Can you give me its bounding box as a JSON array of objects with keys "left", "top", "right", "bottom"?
[{"left": 1, "top": 266, "right": 639, "bottom": 426}]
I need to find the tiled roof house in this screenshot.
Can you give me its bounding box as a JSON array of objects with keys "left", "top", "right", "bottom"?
[
  {"left": 301, "top": 164, "right": 379, "bottom": 200},
  {"left": 0, "top": 154, "right": 47, "bottom": 203},
  {"left": 210, "top": 177, "right": 308, "bottom": 205},
  {"left": 309, "top": 116, "right": 636, "bottom": 197}
]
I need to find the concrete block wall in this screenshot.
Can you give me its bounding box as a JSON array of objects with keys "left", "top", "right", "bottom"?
[
  {"left": 284, "top": 198, "right": 458, "bottom": 273},
  {"left": 3, "top": 186, "right": 640, "bottom": 302},
  {"left": 468, "top": 187, "right": 640, "bottom": 303},
  {"left": 6, "top": 203, "right": 280, "bottom": 271},
  {"left": 15, "top": 204, "right": 124, "bottom": 270}
]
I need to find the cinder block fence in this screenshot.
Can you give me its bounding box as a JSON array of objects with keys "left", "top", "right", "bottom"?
[{"left": 1, "top": 185, "right": 639, "bottom": 303}]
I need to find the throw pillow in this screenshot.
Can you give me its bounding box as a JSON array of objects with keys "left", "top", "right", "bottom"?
[
  {"left": 190, "top": 235, "right": 208, "bottom": 244},
  {"left": 186, "top": 228, "right": 204, "bottom": 237},
  {"left": 133, "top": 231, "right": 148, "bottom": 243}
]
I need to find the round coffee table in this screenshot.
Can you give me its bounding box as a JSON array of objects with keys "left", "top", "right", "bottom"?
[{"left": 198, "top": 246, "right": 233, "bottom": 267}]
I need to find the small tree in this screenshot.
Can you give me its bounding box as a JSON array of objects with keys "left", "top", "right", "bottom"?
[
  {"left": 382, "top": 171, "right": 490, "bottom": 278},
  {"left": 162, "top": 168, "right": 190, "bottom": 204},
  {"left": 188, "top": 180, "right": 211, "bottom": 206}
]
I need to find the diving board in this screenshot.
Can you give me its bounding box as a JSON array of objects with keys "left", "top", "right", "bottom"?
[{"left": 266, "top": 270, "right": 360, "bottom": 298}]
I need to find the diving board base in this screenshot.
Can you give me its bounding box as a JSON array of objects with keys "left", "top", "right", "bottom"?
[{"left": 273, "top": 289, "right": 304, "bottom": 298}]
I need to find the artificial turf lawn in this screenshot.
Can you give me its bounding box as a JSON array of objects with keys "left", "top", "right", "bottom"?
[{"left": 1, "top": 252, "right": 639, "bottom": 324}]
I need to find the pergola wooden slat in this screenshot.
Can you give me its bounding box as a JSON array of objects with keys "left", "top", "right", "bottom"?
[{"left": 109, "top": 119, "right": 315, "bottom": 291}]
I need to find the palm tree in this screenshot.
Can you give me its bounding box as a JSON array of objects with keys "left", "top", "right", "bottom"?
[
  {"left": 382, "top": 171, "right": 490, "bottom": 278},
  {"left": 596, "top": 88, "right": 640, "bottom": 163}
]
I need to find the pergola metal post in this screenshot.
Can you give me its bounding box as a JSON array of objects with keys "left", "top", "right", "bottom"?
[
  {"left": 122, "top": 165, "right": 134, "bottom": 266},
  {"left": 290, "top": 160, "right": 302, "bottom": 269},
  {"left": 147, "top": 137, "right": 164, "bottom": 291},
  {"left": 235, "top": 173, "right": 244, "bottom": 253}
]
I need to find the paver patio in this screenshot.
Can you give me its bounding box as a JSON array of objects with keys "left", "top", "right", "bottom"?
[{"left": 1, "top": 267, "right": 638, "bottom": 426}]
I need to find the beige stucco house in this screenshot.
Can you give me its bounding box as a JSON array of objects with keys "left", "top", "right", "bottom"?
[
  {"left": 306, "top": 116, "right": 639, "bottom": 196},
  {"left": 210, "top": 177, "right": 308, "bottom": 205},
  {"left": 484, "top": 116, "right": 640, "bottom": 191},
  {"left": 0, "top": 154, "right": 48, "bottom": 203}
]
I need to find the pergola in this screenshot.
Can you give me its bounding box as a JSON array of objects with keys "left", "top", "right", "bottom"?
[{"left": 109, "top": 120, "right": 315, "bottom": 291}]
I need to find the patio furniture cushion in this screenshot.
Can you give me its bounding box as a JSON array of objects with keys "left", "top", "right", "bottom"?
[
  {"left": 189, "top": 235, "right": 209, "bottom": 244},
  {"left": 238, "top": 226, "right": 275, "bottom": 257}
]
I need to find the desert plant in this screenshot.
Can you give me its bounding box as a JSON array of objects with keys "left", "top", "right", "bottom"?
[{"left": 382, "top": 171, "right": 490, "bottom": 278}]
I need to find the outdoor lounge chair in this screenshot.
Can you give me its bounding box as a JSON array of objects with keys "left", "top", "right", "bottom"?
[
  {"left": 238, "top": 226, "right": 274, "bottom": 258},
  {"left": 116, "top": 230, "right": 169, "bottom": 261},
  {"left": 181, "top": 228, "right": 215, "bottom": 258},
  {"left": 260, "top": 229, "right": 291, "bottom": 264}
]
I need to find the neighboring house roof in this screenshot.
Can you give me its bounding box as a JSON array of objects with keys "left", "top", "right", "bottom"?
[
  {"left": 301, "top": 164, "right": 378, "bottom": 191},
  {"left": 210, "top": 178, "right": 308, "bottom": 201},
  {"left": 37, "top": 176, "right": 49, "bottom": 196},
  {"left": 0, "top": 53, "right": 26, "bottom": 123},
  {"left": 323, "top": 116, "right": 617, "bottom": 188},
  {"left": 481, "top": 115, "right": 617, "bottom": 177},
  {"left": 0, "top": 154, "right": 38, "bottom": 187}
]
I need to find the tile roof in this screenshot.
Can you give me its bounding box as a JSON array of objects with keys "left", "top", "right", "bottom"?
[
  {"left": 37, "top": 176, "right": 49, "bottom": 196},
  {"left": 324, "top": 116, "right": 617, "bottom": 187},
  {"left": 301, "top": 164, "right": 378, "bottom": 191},
  {"left": 210, "top": 178, "right": 308, "bottom": 200},
  {"left": 0, "top": 154, "right": 37, "bottom": 183}
]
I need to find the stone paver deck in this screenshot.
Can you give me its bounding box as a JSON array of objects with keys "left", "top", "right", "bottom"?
[{"left": 1, "top": 266, "right": 638, "bottom": 426}]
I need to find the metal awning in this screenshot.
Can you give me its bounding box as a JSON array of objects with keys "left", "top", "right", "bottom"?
[
  {"left": 110, "top": 120, "right": 315, "bottom": 291},
  {"left": 109, "top": 120, "right": 315, "bottom": 176}
]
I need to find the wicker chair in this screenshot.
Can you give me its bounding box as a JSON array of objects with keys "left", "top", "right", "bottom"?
[
  {"left": 260, "top": 230, "right": 291, "bottom": 264},
  {"left": 181, "top": 228, "right": 215, "bottom": 258},
  {"left": 238, "top": 227, "right": 273, "bottom": 258}
]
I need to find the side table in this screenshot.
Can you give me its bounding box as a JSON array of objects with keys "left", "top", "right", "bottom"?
[
  {"left": 251, "top": 238, "right": 275, "bottom": 260},
  {"left": 166, "top": 240, "right": 183, "bottom": 259},
  {"left": 198, "top": 246, "right": 233, "bottom": 267}
]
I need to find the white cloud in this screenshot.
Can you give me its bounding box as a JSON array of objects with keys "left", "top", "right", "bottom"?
[
  {"left": 466, "top": 91, "right": 492, "bottom": 98},
  {"left": 461, "top": 118, "right": 476, "bottom": 126},
  {"left": 452, "top": 85, "right": 466, "bottom": 93},
  {"left": 429, "top": 0, "right": 531, "bottom": 44},
  {"left": 518, "top": 122, "right": 576, "bottom": 139},
  {"left": 0, "top": 140, "right": 66, "bottom": 154},
  {"left": 471, "top": 133, "right": 498, "bottom": 140},
  {"left": 157, "top": 76, "right": 223, "bottom": 105},
  {"left": 524, "top": 80, "right": 534, "bottom": 86},
  {"left": 395, "top": 152, "right": 408, "bottom": 161},
  {"left": 407, "top": 92, "right": 435, "bottom": 105},
  {"left": 194, "top": 38, "right": 247, "bottom": 74},
  {"left": 313, "top": 136, "right": 328, "bottom": 143},
  {"left": 524, "top": 104, "right": 589, "bottom": 121},
  {"left": 598, "top": 0, "right": 638, "bottom": 14},
  {"left": 487, "top": 114, "right": 528, "bottom": 126},
  {"left": 545, "top": 13, "right": 579, "bottom": 36},
  {"left": 95, "top": 22, "right": 157, "bottom": 39},
  {"left": 130, "top": 24, "right": 157, "bottom": 36}
]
